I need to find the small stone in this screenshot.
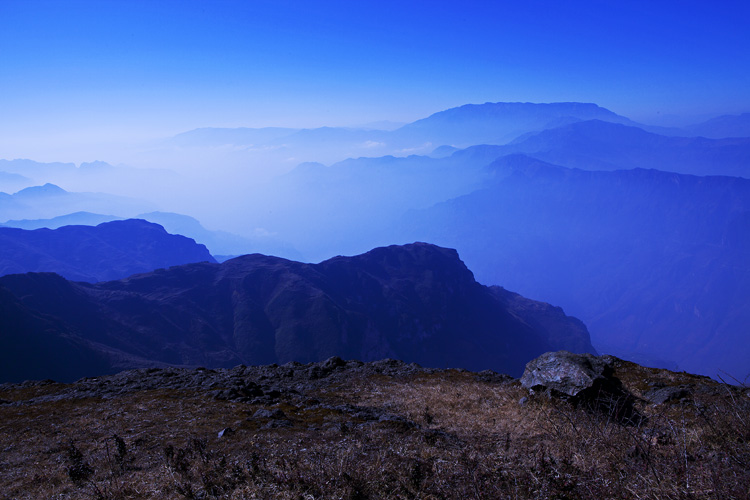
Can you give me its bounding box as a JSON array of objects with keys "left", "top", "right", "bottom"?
[
  {"left": 218, "top": 427, "right": 234, "bottom": 438},
  {"left": 252, "top": 408, "right": 286, "bottom": 420},
  {"left": 644, "top": 386, "right": 691, "bottom": 405},
  {"left": 263, "top": 419, "right": 293, "bottom": 429}
]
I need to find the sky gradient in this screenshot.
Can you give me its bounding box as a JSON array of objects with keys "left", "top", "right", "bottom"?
[{"left": 1, "top": 0, "right": 749, "bottom": 161}]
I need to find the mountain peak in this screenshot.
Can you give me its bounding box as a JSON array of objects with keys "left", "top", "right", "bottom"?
[
  {"left": 14, "top": 183, "right": 67, "bottom": 197},
  {"left": 394, "top": 102, "right": 635, "bottom": 147}
]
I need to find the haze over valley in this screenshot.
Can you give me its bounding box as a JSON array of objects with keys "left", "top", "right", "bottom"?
[
  {"left": 2, "top": 1, "right": 749, "bottom": 382},
  {"left": 2, "top": 100, "right": 749, "bottom": 383},
  {"left": 4, "top": 4, "right": 750, "bottom": 498}
]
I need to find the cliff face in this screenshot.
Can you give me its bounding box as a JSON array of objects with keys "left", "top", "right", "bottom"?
[{"left": 0, "top": 242, "right": 594, "bottom": 382}]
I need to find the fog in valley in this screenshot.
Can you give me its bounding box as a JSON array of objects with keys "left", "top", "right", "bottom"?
[
  {"left": 3, "top": 101, "right": 750, "bottom": 381},
  {"left": 2, "top": 1, "right": 749, "bottom": 385}
]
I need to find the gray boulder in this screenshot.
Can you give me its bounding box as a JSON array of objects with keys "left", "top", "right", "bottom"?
[
  {"left": 521, "top": 351, "right": 616, "bottom": 397},
  {"left": 521, "top": 351, "right": 642, "bottom": 424}
]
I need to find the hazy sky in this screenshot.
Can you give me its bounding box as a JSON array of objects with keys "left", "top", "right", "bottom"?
[{"left": 1, "top": 0, "right": 749, "bottom": 159}]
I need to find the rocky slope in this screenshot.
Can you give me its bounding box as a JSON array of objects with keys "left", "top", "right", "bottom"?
[
  {"left": 1, "top": 354, "right": 746, "bottom": 499},
  {"left": 0, "top": 243, "right": 594, "bottom": 382}
]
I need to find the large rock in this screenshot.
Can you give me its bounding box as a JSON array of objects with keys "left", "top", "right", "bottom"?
[
  {"left": 521, "top": 351, "right": 642, "bottom": 424},
  {"left": 521, "top": 351, "right": 616, "bottom": 397}
]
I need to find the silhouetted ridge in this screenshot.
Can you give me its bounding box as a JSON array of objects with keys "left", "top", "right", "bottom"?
[
  {"left": 0, "top": 219, "right": 216, "bottom": 282},
  {"left": 0, "top": 243, "right": 594, "bottom": 382}
]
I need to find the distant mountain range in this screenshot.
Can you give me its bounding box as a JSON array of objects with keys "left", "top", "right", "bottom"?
[
  {"left": 0, "top": 242, "right": 594, "bottom": 382},
  {"left": 391, "top": 101, "right": 637, "bottom": 148},
  {"left": 0, "top": 183, "right": 156, "bottom": 221},
  {"left": 0, "top": 219, "right": 216, "bottom": 282},
  {"left": 165, "top": 102, "right": 641, "bottom": 161},
  {"left": 497, "top": 120, "right": 750, "bottom": 177},
  {"left": 681, "top": 112, "right": 750, "bottom": 138},
  {"left": 0, "top": 211, "right": 121, "bottom": 230},
  {"left": 0, "top": 159, "right": 176, "bottom": 195},
  {"left": 248, "top": 151, "right": 499, "bottom": 259},
  {"left": 2, "top": 100, "right": 749, "bottom": 384},
  {"left": 397, "top": 155, "right": 750, "bottom": 380},
  {"left": 166, "top": 103, "right": 750, "bottom": 164}
]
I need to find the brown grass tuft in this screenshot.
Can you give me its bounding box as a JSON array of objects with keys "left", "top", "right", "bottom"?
[{"left": 1, "top": 365, "right": 748, "bottom": 499}]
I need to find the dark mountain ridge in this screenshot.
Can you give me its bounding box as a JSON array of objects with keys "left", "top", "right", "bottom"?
[
  {"left": 0, "top": 219, "right": 216, "bottom": 282},
  {"left": 0, "top": 242, "right": 594, "bottom": 382},
  {"left": 0, "top": 211, "right": 302, "bottom": 259}
]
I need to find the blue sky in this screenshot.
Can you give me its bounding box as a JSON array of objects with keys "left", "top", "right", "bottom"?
[{"left": 1, "top": 0, "right": 749, "bottom": 157}]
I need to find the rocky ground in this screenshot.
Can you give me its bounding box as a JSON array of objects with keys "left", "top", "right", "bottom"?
[{"left": 0, "top": 354, "right": 748, "bottom": 499}]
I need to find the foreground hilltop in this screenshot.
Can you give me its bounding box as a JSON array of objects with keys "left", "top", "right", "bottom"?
[
  {"left": 0, "top": 353, "right": 747, "bottom": 499},
  {"left": 0, "top": 242, "right": 593, "bottom": 382}
]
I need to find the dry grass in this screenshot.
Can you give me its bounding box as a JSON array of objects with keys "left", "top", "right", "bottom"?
[{"left": 0, "top": 364, "right": 748, "bottom": 499}]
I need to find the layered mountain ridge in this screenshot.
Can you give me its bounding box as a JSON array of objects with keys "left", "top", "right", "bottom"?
[
  {"left": 398, "top": 155, "right": 750, "bottom": 379},
  {"left": 0, "top": 242, "right": 594, "bottom": 383},
  {"left": 2, "top": 100, "right": 748, "bottom": 384},
  {"left": 0, "top": 219, "right": 216, "bottom": 282}
]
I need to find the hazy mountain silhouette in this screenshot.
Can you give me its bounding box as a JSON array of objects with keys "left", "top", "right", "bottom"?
[
  {"left": 390, "top": 102, "right": 636, "bottom": 148},
  {"left": 268, "top": 127, "right": 391, "bottom": 148},
  {"left": 136, "top": 211, "right": 303, "bottom": 259},
  {"left": 169, "top": 127, "right": 301, "bottom": 148},
  {"left": 497, "top": 120, "right": 750, "bottom": 177},
  {"left": 0, "top": 183, "right": 157, "bottom": 221},
  {"left": 250, "top": 150, "right": 503, "bottom": 261},
  {"left": 0, "top": 211, "right": 123, "bottom": 230},
  {"left": 429, "top": 145, "right": 461, "bottom": 158},
  {"left": 0, "top": 242, "right": 594, "bottom": 382},
  {"left": 0, "top": 160, "right": 176, "bottom": 195},
  {"left": 397, "top": 155, "right": 750, "bottom": 380},
  {"left": 682, "top": 112, "right": 750, "bottom": 138},
  {"left": 0, "top": 219, "right": 216, "bottom": 282},
  {"left": 0, "top": 170, "right": 32, "bottom": 193},
  {"left": 0, "top": 159, "right": 77, "bottom": 179},
  {"left": 165, "top": 102, "right": 638, "bottom": 166}
]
